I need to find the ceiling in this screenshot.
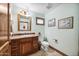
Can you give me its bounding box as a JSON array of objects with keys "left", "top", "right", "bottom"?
[{"left": 13, "top": 3, "right": 62, "bottom": 15}]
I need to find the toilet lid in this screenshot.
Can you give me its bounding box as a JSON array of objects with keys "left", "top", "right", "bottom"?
[{"left": 41, "top": 41, "right": 49, "bottom": 46}]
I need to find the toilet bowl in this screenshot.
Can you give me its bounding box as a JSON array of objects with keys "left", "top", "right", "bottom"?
[{"left": 41, "top": 41, "right": 49, "bottom": 51}]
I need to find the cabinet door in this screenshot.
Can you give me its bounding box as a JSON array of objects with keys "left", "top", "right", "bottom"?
[
  {"left": 32, "top": 37, "right": 39, "bottom": 52},
  {"left": 20, "top": 38, "right": 32, "bottom": 55}
]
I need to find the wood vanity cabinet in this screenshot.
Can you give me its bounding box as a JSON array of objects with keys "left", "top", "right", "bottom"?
[{"left": 11, "top": 36, "right": 39, "bottom": 56}]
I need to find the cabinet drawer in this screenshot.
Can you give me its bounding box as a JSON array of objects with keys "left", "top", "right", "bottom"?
[
  {"left": 11, "top": 40, "right": 20, "bottom": 56},
  {"left": 11, "top": 48, "right": 20, "bottom": 56},
  {"left": 32, "top": 37, "right": 38, "bottom": 40},
  {"left": 11, "top": 40, "right": 19, "bottom": 47},
  {"left": 20, "top": 38, "right": 32, "bottom": 43},
  {"left": 11, "top": 52, "right": 18, "bottom": 56},
  {"left": 11, "top": 47, "right": 18, "bottom": 49}
]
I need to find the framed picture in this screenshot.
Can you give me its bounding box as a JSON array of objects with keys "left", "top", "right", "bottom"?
[
  {"left": 58, "top": 16, "right": 73, "bottom": 29},
  {"left": 36, "top": 17, "right": 45, "bottom": 25},
  {"left": 48, "top": 18, "right": 56, "bottom": 27}
]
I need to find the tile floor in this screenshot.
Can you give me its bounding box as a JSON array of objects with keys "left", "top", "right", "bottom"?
[{"left": 30, "top": 47, "right": 63, "bottom": 56}]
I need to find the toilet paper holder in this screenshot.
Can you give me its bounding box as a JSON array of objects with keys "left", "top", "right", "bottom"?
[{"left": 53, "top": 39, "right": 58, "bottom": 43}]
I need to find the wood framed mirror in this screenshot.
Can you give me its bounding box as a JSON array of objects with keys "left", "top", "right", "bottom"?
[{"left": 17, "top": 14, "right": 31, "bottom": 31}]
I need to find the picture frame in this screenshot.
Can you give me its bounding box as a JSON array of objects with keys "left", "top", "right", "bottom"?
[
  {"left": 48, "top": 18, "right": 56, "bottom": 27},
  {"left": 58, "top": 16, "right": 73, "bottom": 29},
  {"left": 36, "top": 17, "right": 45, "bottom": 25}
]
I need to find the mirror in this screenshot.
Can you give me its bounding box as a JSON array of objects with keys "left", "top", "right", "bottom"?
[{"left": 17, "top": 14, "right": 31, "bottom": 31}]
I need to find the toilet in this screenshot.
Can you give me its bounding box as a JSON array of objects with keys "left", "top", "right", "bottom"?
[{"left": 41, "top": 41, "right": 49, "bottom": 52}]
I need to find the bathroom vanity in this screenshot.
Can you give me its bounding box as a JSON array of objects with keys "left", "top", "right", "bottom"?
[
  {"left": 10, "top": 8, "right": 40, "bottom": 56},
  {"left": 10, "top": 33, "right": 39, "bottom": 56}
]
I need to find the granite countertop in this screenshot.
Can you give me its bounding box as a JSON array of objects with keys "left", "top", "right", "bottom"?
[
  {"left": 11, "top": 31, "right": 35, "bottom": 35},
  {"left": 10, "top": 31, "right": 39, "bottom": 39},
  {"left": 10, "top": 34, "right": 38, "bottom": 40}
]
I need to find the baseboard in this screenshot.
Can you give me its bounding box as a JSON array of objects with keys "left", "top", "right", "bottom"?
[{"left": 49, "top": 45, "right": 68, "bottom": 56}]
